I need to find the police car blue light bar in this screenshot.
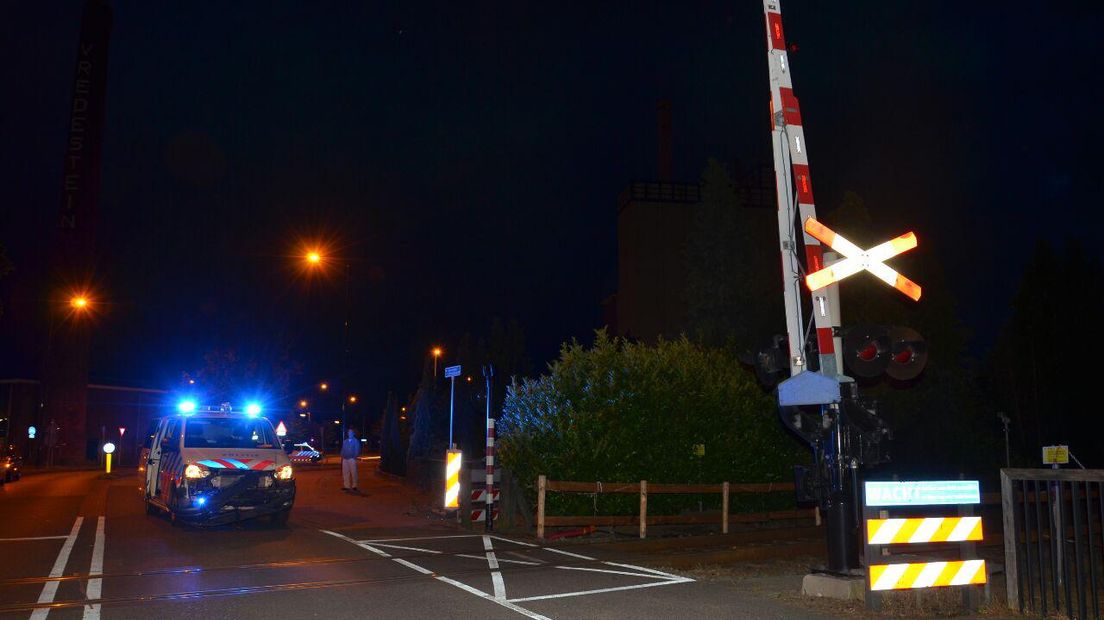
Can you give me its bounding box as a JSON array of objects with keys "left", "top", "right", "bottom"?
[
  {"left": 245, "top": 403, "right": 262, "bottom": 416},
  {"left": 177, "top": 400, "right": 197, "bottom": 414}
]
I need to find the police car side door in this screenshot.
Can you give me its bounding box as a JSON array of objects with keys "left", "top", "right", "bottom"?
[
  {"left": 157, "top": 419, "right": 183, "bottom": 504},
  {"left": 145, "top": 418, "right": 167, "bottom": 498}
]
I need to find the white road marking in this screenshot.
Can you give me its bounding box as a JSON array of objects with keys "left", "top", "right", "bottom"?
[
  {"left": 508, "top": 577, "right": 696, "bottom": 603},
  {"left": 554, "top": 565, "right": 672, "bottom": 579},
  {"left": 541, "top": 546, "right": 597, "bottom": 561},
  {"left": 489, "top": 535, "right": 538, "bottom": 547},
  {"left": 361, "top": 534, "right": 480, "bottom": 543},
  {"left": 367, "top": 542, "right": 443, "bottom": 554},
  {"left": 323, "top": 530, "right": 694, "bottom": 617},
  {"left": 82, "top": 516, "right": 106, "bottom": 620},
  {"left": 457, "top": 553, "right": 540, "bottom": 566},
  {"left": 393, "top": 558, "right": 433, "bottom": 575},
  {"left": 320, "top": 529, "right": 392, "bottom": 557},
  {"left": 482, "top": 536, "right": 505, "bottom": 599},
  {"left": 602, "top": 561, "right": 685, "bottom": 580},
  {"left": 436, "top": 575, "right": 550, "bottom": 620},
  {"left": 30, "top": 516, "right": 83, "bottom": 620},
  {"left": 0, "top": 536, "right": 69, "bottom": 542}
]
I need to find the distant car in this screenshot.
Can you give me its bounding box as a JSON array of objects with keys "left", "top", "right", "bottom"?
[
  {"left": 286, "top": 442, "right": 322, "bottom": 464},
  {"left": 1, "top": 445, "right": 23, "bottom": 483}
]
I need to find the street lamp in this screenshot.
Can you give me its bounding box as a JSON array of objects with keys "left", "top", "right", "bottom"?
[
  {"left": 70, "top": 296, "right": 89, "bottom": 310},
  {"left": 432, "top": 347, "right": 443, "bottom": 377},
  {"left": 319, "top": 382, "right": 328, "bottom": 391},
  {"left": 301, "top": 247, "right": 353, "bottom": 433}
]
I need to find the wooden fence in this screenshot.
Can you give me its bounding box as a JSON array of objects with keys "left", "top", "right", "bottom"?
[{"left": 536, "top": 475, "right": 811, "bottom": 539}]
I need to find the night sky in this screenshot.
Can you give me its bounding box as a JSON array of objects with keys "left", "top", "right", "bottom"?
[{"left": 1, "top": 2, "right": 1098, "bottom": 410}]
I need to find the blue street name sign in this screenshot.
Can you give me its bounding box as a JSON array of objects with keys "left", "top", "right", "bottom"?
[
  {"left": 864, "top": 480, "right": 980, "bottom": 507},
  {"left": 444, "top": 365, "right": 462, "bottom": 378}
]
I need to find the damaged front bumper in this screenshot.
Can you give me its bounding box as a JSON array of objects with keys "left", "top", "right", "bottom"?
[{"left": 178, "top": 471, "right": 296, "bottom": 525}]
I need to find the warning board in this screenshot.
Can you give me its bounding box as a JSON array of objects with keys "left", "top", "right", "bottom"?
[{"left": 1042, "top": 445, "right": 1069, "bottom": 465}]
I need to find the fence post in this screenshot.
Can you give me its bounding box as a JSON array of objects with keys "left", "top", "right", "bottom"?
[
  {"left": 537, "top": 474, "right": 546, "bottom": 540},
  {"left": 639, "top": 480, "right": 648, "bottom": 539},
  {"left": 1000, "top": 469, "right": 1019, "bottom": 611},
  {"left": 722, "top": 482, "right": 730, "bottom": 534}
]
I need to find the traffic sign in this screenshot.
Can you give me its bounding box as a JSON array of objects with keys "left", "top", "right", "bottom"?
[
  {"left": 118, "top": 426, "right": 126, "bottom": 436},
  {"left": 27, "top": 426, "right": 36, "bottom": 439},
  {"left": 444, "top": 365, "right": 461, "bottom": 378},
  {"left": 275, "top": 421, "right": 287, "bottom": 437},
  {"left": 1042, "top": 445, "right": 1069, "bottom": 465},
  {"left": 803, "top": 218, "right": 922, "bottom": 301},
  {"left": 102, "top": 442, "right": 115, "bottom": 454}
]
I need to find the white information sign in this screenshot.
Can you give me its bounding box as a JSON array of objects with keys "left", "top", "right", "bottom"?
[{"left": 864, "top": 480, "right": 980, "bottom": 507}]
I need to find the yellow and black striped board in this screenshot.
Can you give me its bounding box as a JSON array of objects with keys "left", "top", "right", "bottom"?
[
  {"left": 866, "top": 516, "right": 983, "bottom": 545},
  {"left": 869, "top": 560, "right": 986, "bottom": 591}
]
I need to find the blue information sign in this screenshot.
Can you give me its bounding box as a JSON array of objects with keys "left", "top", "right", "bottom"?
[
  {"left": 864, "top": 480, "right": 980, "bottom": 507},
  {"left": 444, "top": 365, "right": 462, "bottom": 378}
]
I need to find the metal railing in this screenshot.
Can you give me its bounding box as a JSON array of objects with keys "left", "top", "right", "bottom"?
[{"left": 1001, "top": 468, "right": 1104, "bottom": 619}]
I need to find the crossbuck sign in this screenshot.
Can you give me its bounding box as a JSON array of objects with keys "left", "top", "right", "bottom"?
[{"left": 803, "top": 218, "right": 922, "bottom": 301}]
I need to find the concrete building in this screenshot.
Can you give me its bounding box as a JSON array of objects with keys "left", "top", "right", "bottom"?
[{"left": 0, "top": 379, "right": 168, "bottom": 467}]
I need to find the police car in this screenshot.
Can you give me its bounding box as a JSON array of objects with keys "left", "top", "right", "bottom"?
[{"left": 142, "top": 401, "right": 295, "bottom": 526}]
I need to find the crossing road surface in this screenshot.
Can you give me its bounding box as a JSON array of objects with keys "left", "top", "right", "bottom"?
[{"left": 0, "top": 465, "right": 834, "bottom": 619}]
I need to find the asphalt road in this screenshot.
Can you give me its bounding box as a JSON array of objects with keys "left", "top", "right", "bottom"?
[{"left": 0, "top": 463, "right": 835, "bottom": 620}]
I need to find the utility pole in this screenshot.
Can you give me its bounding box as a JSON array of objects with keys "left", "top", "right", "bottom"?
[
  {"left": 483, "top": 364, "right": 495, "bottom": 531},
  {"left": 444, "top": 365, "right": 461, "bottom": 448},
  {"left": 341, "top": 261, "right": 351, "bottom": 433}
]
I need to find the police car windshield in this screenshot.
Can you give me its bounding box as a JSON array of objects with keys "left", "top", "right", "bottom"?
[{"left": 183, "top": 418, "right": 277, "bottom": 449}]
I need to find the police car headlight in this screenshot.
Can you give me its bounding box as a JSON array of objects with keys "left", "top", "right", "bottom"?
[
  {"left": 275, "top": 465, "right": 293, "bottom": 480},
  {"left": 184, "top": 464, "right": 209, "bottom": 479}
]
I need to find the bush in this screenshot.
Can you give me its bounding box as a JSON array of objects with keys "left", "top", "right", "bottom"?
[{"left": 499, "top": 330, "right": 804, "bottom": 515}]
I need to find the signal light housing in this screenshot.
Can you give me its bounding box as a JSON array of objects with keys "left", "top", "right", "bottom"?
[{"left": 841, "top": 325, "right": 927, "bottom": 381}]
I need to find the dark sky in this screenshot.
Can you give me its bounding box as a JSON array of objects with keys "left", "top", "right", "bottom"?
[{"left": 1, "top": 1, "right": 1099, "bottom": 410}]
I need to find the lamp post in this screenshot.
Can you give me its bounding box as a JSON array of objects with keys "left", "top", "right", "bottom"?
[
  {"left": 303, "top": 249, "right": 353, "bottom": 434},
  {"left": 432, "top": 347, "right": 443, "bottom": 378}
]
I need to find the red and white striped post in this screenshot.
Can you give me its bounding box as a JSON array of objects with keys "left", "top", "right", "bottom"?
[{"left": 485, "top": 418, "right": 495, "bottom": 531}]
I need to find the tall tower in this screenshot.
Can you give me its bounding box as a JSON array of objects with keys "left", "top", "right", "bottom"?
[
  {"left": 41, "top": 0, "right": 113, "bottom": 463},
  {"left": 614, "top": 101, "right": 701, "bottom": 342}
]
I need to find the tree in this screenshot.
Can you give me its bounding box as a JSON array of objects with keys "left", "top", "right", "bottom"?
[
  {"left": 684, "top": 159, "right": 782, "bottom": 352},
  {"left": 380, "top": 391, "right": 405, "bottom": 475},
  {"left": 196, "top": 341, "right": 300, "bottom": 406},
  {"left": 988, "top": 239, "right": 1103, "bottom": 466},
  {"left": 820, "top": 192, "right": 995, "bottom": 476},
  {"left": 499, "top": 330, "right": 804, "bottom": 513}
]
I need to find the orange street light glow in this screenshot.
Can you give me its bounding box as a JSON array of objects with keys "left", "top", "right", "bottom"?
[
  {"left": 432, "top": 347, "right": 442, "bottom": 357},
  {"left": 70, "top": 296, "right": 90, "bottom": 309},
  {"left": 298, "top": 400, "right": 308, "bottom": 408},
  {"left": 319, "top": 382, "right": 329, "bottom": 391},
  {"left": 348, "top": 395, "right": 357, "bottom": 404},
  {"left": 306, "top": 251, "right": 322, "bottom": 264},
  {"left": 803, "top": 218, "right": 922, "bottom": 301}
]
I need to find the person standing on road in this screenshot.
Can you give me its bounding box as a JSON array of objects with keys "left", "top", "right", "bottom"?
[{"left": 341, "top": 429, "right": 361, "bottom": 491}]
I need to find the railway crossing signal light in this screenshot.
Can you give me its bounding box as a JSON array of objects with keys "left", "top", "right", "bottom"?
[{"left": 841, "top": 325, "right": 927, "bottom": 381}]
